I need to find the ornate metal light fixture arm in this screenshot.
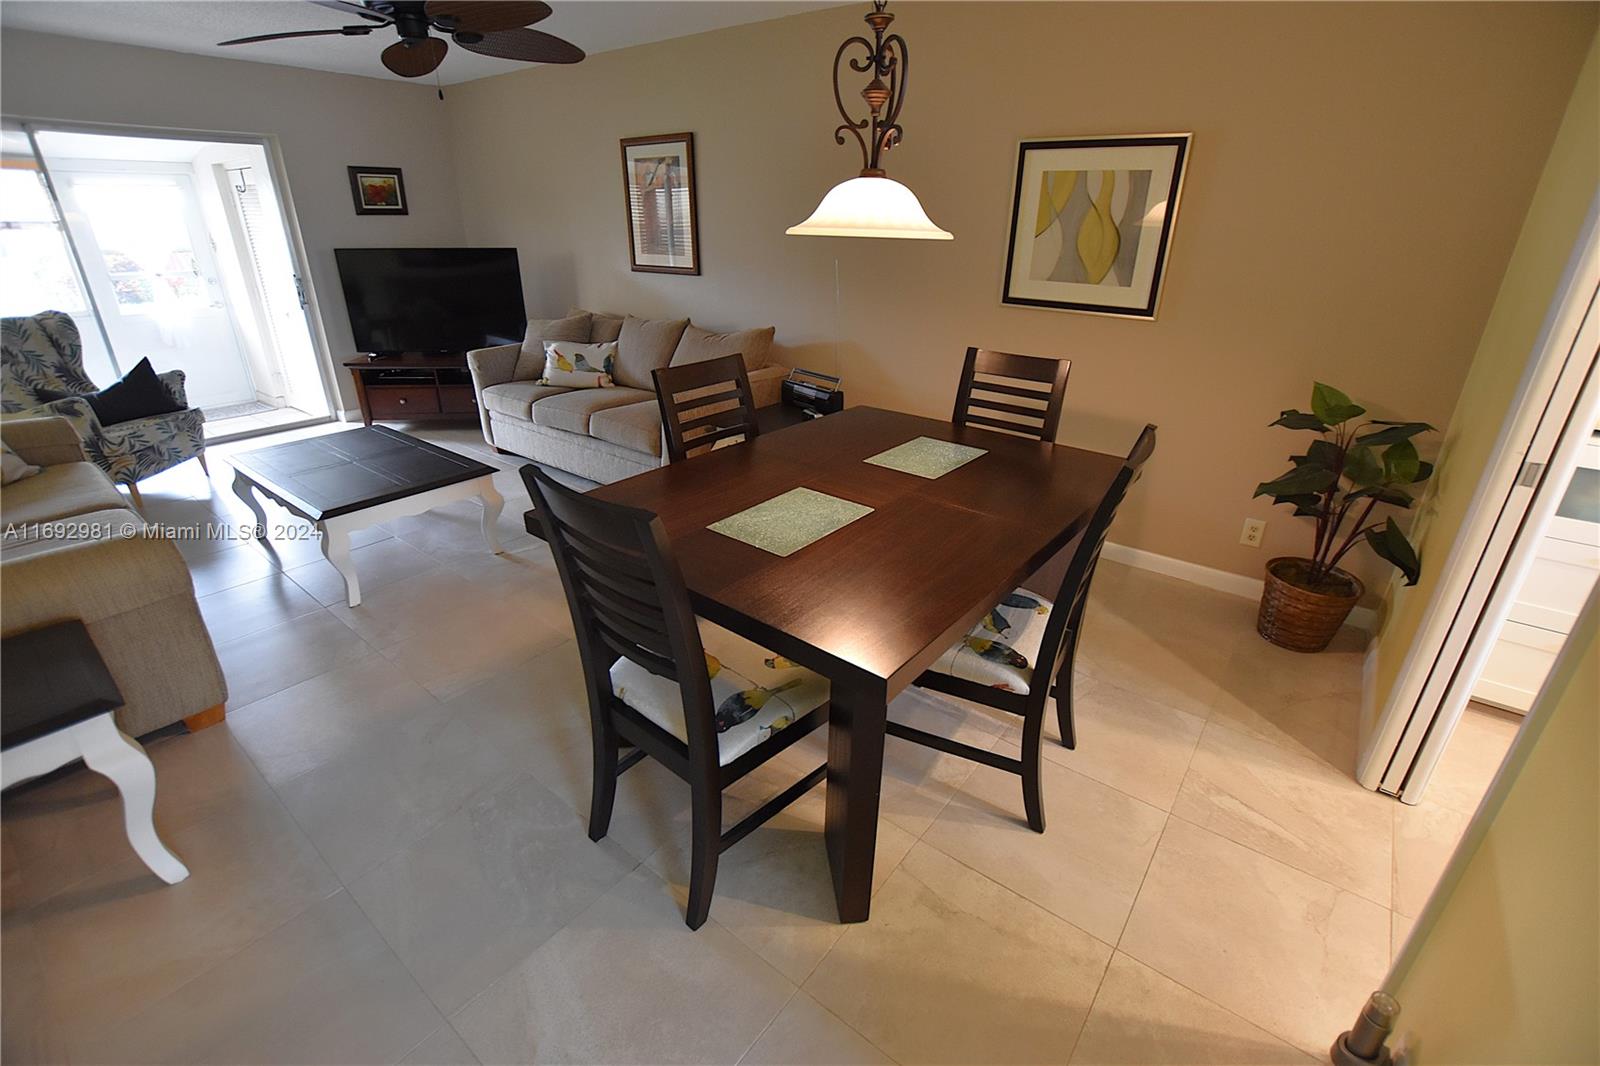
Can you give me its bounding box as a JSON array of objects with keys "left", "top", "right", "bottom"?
[{"left": 828, "top": 2, "right": 912, "bottom": 178}]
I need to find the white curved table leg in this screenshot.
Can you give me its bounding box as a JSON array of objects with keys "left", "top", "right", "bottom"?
[
  {"left": 231, "top": 470, "right": 269, "bottom": 540},
  {"left": 78, "top": 716, "right": 189, "bottom": 885},
  {"left": 478, "top": 479, "right": 505, "bottom": 555},
  {"left": 319, "top": 519, "right": 361, "bottom": 607}
]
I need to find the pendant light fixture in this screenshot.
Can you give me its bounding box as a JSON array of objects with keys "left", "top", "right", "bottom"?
[{"left": 786, "top": 1, "right": 952, "bottom": 240}]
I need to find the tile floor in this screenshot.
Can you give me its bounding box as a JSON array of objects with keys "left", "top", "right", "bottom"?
[{"left": 0, "top": 423, "right": 1523, "bottom": 1065}]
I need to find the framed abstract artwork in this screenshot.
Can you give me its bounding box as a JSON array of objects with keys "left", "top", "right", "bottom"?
[
  {"left": 1002, "top": 134, "right": 1191, "bottom": 319},
  {"left": 347, "top": 166, "right": 408, "bottom": 216},
  {"left": 619, "top": 132, "right": 700, "bottom": 275}
]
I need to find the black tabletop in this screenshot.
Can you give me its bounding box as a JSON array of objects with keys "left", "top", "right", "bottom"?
[
  {"left": 2, "top": 621, "right": 123, "bottom": 750},
  {"left": 228, "top": 427, "right": 496, "bottom": 521}
]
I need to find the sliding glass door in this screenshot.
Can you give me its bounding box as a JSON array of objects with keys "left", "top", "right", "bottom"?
[{"left": 3, "top": 121, "right": 333, "bottom": 439}]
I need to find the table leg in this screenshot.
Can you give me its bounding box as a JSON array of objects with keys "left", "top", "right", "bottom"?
[
  {"left": 823, "top": 677, "right": 889, "bottom": 922},
  {"left": 478, "top": 478, "right": 505, "bottom": 555},
  {"left": 319, "top": 518, "right": 361, "bottom": 607},
  {"left": 79, "top": 715, "right": 189, "bottom": 885},
  {"left": 231, "top": 470, "right": 269, "bottom": 540}
]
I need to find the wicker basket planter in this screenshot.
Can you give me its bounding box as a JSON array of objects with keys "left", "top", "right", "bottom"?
[{"left": 1256, "top": 557, "right": 1363, "bottom": 652}]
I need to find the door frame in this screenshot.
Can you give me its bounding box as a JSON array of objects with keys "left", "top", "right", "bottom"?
[
  {"left": 11, "top": 117, "right": 340, "bottom": 431},
  {"left": 1358, "top": 195, "right": 1600, "bottom": 802}
]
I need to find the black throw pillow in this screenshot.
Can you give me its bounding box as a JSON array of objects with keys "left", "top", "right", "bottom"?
[{"left": 86, "top": 358, "right": 185, "bottom": 426}]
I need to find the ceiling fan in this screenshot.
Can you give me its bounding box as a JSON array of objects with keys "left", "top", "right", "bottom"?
[{"left": 218, "top": 1, "right": 585, "bottom": 79}]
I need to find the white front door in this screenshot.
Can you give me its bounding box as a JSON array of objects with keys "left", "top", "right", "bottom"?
[{"left": 53, "top": 169, "right": 257, "bottom": 408}]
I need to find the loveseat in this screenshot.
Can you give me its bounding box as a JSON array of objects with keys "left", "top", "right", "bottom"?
[
  {"left": 466, "top": 309, "right": 785, "bottom": 484},
  {"left": 0, "top": 416, "right": 228, "bottom": 737}
]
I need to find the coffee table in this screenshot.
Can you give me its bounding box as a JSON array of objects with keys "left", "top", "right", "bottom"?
[{"left": 228, "top": 426, "right": 504, "bottom": 607}]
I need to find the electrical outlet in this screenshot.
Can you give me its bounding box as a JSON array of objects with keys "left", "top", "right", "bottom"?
[{"left": 1240, "top": 518, "right": 1266, "bottom": 547}]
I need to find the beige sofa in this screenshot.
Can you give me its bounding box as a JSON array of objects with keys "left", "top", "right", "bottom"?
[
  {"left": 467, "top": 308, "right": 786, "bottom": 484},
  {"left": 0, "top": 416, "right": 228, "bottom": 737}
]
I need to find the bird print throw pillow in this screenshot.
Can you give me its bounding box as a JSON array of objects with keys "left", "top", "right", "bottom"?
[{"left": 541, "top": 341, "right": 618, "bottom": 387}]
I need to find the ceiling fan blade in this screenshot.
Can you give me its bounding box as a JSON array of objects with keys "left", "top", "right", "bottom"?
[
  {"left": 382, "top": 37, "right": 449, "bottom": 77},
  {"left": 219, "top": 25, "right": 376, "bottom": 46},
  {"left": 455, "top": 27, "right": 584, "bottom": 64},
  {"left": 309, "top": 1, "right": 392, "bottom": 24},
  {"left": 426, "top": 2, "right": 551, "bottom": 33}
]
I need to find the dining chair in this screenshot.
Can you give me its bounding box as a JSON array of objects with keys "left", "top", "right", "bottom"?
[
  {"left": 652, "top": 353, "right": 761, "bottom": 463},
  {"left": 522, "top": 464, "right": 831, "bottom": 929},
  {"left": 951, "top": 346, "right": 1072, "bottom": 441},
  {"left": 887, "top": 424, "right": 1157, "bottom": 832}
]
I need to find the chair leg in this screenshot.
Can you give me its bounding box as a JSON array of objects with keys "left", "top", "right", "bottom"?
[
  {"left": 196, "top": 451, "right": 210, "bottom": 476},
  {"left": 684, "top": 781, "right": 722, "bottom": 930},
  {"left": 588, "top": 727, "right": 619, "bottom": 842},
  {"left": 1051, "top": 627, "right": 1081, "bottom": 750},
  {"left": 124, "top": 481, "right": 144, "bottom": 512},
  {"left": 1020, "top": 710, "right": 1047, "bottom": 834}
]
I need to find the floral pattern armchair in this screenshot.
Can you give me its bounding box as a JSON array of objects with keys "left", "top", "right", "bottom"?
[{"left": 0, "top": 311, "right": 206, "bottom": 488}]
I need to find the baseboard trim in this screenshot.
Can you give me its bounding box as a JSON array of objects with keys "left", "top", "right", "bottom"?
[{"left": 1101, "top": 541, "right": 1376, "bottom": 633}]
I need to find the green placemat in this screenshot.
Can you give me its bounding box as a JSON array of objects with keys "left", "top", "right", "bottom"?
[
  {"left": 864, "top": 436, "right": 988, "bottom": 479},
  {"left": 708, "top": 487, "right": 874, "bottom": 557}
]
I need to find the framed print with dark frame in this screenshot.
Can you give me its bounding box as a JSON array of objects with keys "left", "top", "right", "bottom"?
[
  {"left": 620, "top": 133, "right": 699, "bottom": 275},
  {"left": 1002, "top": 134, "right": 1191, "bottom": 319},
  {"left": 348, "top": 166, "right": 408, "bottom": 216}
]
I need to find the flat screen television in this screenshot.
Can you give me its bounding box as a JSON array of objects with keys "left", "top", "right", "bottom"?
[{"left": 335, "top": 247, "right": 526, "bottom": 355}]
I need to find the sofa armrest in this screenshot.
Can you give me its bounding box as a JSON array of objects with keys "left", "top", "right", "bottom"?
[
  {"left": 1, "top": 513, "right": 228, "bottom": 736},
  {"left": 0, "top": 415, "right": 87, "bottom": 467},
  {"left": 748, "top": 364, "right": 789, "bottom": 409},
  {"left": 468, "top": 343, "right": 521, "bottom": 391},
  {"left": 0, "top": 518, "right": 193, "bottom": 627}
]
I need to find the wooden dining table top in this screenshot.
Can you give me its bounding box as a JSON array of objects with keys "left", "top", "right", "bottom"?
[{"left": 574, "top": 406, "right": 1125, "bottom": 698}]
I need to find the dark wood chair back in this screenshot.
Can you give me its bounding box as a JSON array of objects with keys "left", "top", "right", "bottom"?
[
  {"left": 652, "top": 354, "right": 761, "bottom": 463},
  {"left": 952, "top": 347, "right": 1071, "bottom": 441},
  {"left": 1032, "top": 423, "right": 1158, "bottom": 692},
  {"left": 522, "top": 462, "right": 832, "bottom": 928},
  {"left": 521, "top": 464, "right": 721, "bottom": 771}
]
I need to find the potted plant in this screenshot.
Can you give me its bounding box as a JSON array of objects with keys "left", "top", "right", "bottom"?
[{"left": 1253, "top": 383, "right": 1434, "bottom": 652}]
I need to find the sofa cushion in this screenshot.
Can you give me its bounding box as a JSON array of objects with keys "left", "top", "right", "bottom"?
[
  {"left": 514, "top": 313, "right": 592, "bottom": 381},
  {"left": 0, "top": 460, "right": 126, "bottom": 526},
  {"left": 531, "top": 387, "right": 655, "bottom": 436},
  {"left": 481, "top": 381, "right": 571, "bottom": 421},
  {"left": 589, "top": 400, "right": 663, "bottom": 457},
  {"left": 570, "top": 307, "right": 625, "bottom": 344},
  {"left": 669, "top": 324, "right": 777, "bottom": 370},
  {"left": 614, "top": 315, "right": 688, "bottom": 390}
]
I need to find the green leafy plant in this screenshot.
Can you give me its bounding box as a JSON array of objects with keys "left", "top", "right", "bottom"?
[{"left": 1254, "top": 383, "right": 1434, "bottom": 589}]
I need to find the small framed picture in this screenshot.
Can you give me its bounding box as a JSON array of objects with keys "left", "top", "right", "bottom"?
[
  {"left": 619, "top": 133, "right": 699, "bottom": 275},
  {"left": 1002, "top": 134, "right": 1191, "bottom": 319},
  {"left": 348, "top": 166, "right": 408, "bottom": 216}
]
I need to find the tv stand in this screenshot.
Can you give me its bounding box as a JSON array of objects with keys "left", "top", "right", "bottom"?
[{"left": 344, "top": 352, "right": 480, "bottom": 426}]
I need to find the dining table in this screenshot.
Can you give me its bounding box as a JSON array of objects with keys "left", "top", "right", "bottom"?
[{"left": 524, "top": 405, "right": 1125, "bottom": 922}]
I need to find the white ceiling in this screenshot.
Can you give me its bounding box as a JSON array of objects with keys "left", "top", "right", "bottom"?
[{"left": 0, "top": 1, "right": 836, "bottom": 85}]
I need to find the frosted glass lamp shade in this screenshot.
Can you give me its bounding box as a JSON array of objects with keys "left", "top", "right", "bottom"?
[{"left": 786, "top": 175, "right": 953, "bottom": 240}]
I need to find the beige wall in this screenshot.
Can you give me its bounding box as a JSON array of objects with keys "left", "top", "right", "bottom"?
[
  {"left": 1386, "top": 589, "right": 1599, "bottom": 1063},
  {"left": 0, "top": 30, "right": 470, "bottom": 414},
  {"left": 444, "top": 1, "right": 1594, "bottom": 582},
  {"left": 1369, "top": 32, "right": 1600, "bottom": 715}
]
